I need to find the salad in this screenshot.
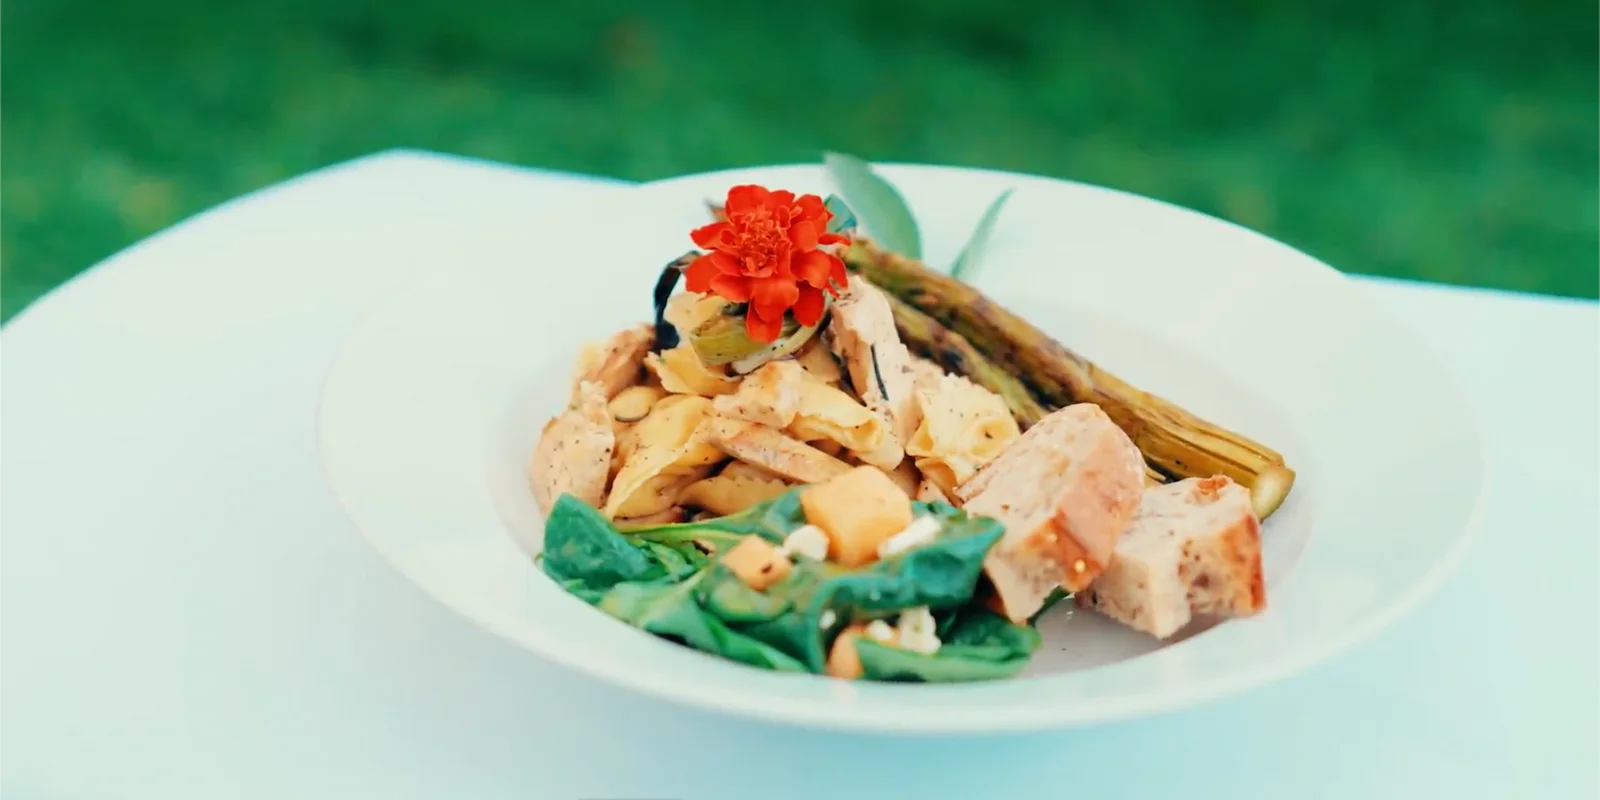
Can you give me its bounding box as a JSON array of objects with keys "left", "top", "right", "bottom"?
[{"left": 530, "top": 156, "right": 1296, "bottom": 682}]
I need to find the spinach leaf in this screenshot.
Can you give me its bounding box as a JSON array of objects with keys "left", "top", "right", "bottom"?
[
  {"left": 1028, "top": 587, "right": 1073, "bottom": 624},
  {"left": 855, "top": 609, "right": 1040, "bottom": 682},
  {"left": 695, "top": 564, "right": 792, "bottom": 624},
  {"left": 599, "top": 574, "right": 808, "bottom": 673},
  {"left": 823, "top": 152, "right": 921, "bottom": 258},
  {"left": 542, "top": 489, "right": 1031, "bottom": 682},
  {"left": 641, "top": 540, "right": 708, "bottom": 582},
  {"left": 541, "top": 494, "right": 663, "bottom": 598},
  {"left": 621, "top": 488, "right": 807, "bottom": 548},
  {"left": 740, "top": 503, "right": 1005, "bottom": 671}
]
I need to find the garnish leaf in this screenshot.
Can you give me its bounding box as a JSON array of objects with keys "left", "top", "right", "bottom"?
[
  {"left": 823, "top": 152, "right": 921, "bottom": 258},
  {"left": 823, "top": 194, "right": 857, "bottom": 235},
  {"left": 949, "top": 189, "right": 1014, "bottom": 281}
]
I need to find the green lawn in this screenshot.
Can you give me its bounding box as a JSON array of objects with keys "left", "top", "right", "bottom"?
[{"left": 3, "top": 0, "right": 1596, "bottom": 320}]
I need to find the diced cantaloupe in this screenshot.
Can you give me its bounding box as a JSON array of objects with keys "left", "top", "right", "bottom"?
[
  {"left": 826, "top": 623, "right": 868, "bottom": 680},
  {"left": 721, "top": 534, "right": 792, "bottom": 591},
  {"left": 800, "top": 465, "right": 913, "bottom": 567}
]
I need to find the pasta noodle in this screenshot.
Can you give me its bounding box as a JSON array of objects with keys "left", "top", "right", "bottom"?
[
  {"left": 679, "top": 470, "right": 791, "bottom": 516},
  {"left": 785, "top": 373, "right": 901, "bottom": 469},
  {"left": 710, "top": 360, "right": 805, "bottom": 428},
  {"left": 603, "top": 396, "right": 727, "bottom": 519},
  {"left": 905, "top": 373, "right": 1020, "bottom": 495},
  {"left": 646, "top": 345, "right": 739, "bottom": 397}
]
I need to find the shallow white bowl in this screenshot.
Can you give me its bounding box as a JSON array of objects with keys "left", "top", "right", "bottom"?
[{"left": 318, "top": 164, "right": 1484, "bottom": 733}]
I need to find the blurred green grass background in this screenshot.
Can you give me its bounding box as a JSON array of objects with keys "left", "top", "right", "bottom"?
[{"left": 3, "top": 0, "right": 1596, "bottom": 320}]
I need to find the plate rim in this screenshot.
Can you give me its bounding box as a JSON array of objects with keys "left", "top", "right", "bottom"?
[{"left": 316, "top": 162, "right": 1488, "bottom": 733}]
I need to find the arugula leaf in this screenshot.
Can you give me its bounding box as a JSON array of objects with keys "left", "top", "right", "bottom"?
[
  {"left": 823, "top": 152, "right": 921, "bottom": 258},
  {"left": 855, "top": 608, "right": 1040, "bottom": 682},
  {"left": 949, "top": 189, "right": 1014, "bottom": 281}
]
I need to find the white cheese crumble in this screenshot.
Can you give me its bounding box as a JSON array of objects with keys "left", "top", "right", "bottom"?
[
  {"left": 876, "top": 515, "right": 941, "bottom": 559},
  {"left": 819, "top": 609, "right": 838, "bottom": 629},
  {"left": 863, "top": 619, "right": 897, "bottom": 643},
  {"left": 895, "top": 606, "right": 941, "bottom": 654},
  {"left": 780, "top": 524, "right": 830, "bottom": 562}
]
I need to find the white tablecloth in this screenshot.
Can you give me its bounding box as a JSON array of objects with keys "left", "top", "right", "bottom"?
[{"left": 3, "top": 150, "right": 1596, "bottom": 800}]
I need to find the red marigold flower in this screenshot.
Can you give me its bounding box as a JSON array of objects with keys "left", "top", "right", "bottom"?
[{"left": 684, "top": 185, "right": 850, "bottom": 343}]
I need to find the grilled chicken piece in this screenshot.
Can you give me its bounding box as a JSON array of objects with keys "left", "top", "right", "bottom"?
[
  {"left": 1079, "top": 476, "right": 1266, "bottom": 639},
  {"left": 571, "top": 324, "right": 654, "bottom": 401},
  {"left": 531, "top": 381, "right": 615, "bottom": 512},
  {"left": 826, "top": 280, "right": 918, "bottom": 450},
  {"left": 956, "top": 403, "right": 1145, "bottom": 622},
  {"left": 711, "top": 360, "right": 805, "bottom": 428},
  {"left": 707, "top": 417, "right": 853, "bottom": 484}
]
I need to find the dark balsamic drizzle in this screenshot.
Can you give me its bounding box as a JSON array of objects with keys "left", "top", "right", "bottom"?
[{"left": 869, "top": 343, "right": 890, "bottom": 400}]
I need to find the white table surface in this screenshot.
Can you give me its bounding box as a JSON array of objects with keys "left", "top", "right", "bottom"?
[{"left": 3, "top": 150, "right": 1596, "bottom": 800}]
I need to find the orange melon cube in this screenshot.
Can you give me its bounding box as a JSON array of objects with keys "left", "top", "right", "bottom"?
[
  {"left": 720, "top": 534, "right": 792, "bottom": 591},
  {"left": 800, "top": 465, "right": 914, "bottom": 567},
  {"left": 826, "top": 623, "right": 868, "bottom": 680}
]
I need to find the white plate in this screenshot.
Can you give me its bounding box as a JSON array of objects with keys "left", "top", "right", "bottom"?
[{"left": 318, "top": 164, "right": 1484, "bottom": 733}]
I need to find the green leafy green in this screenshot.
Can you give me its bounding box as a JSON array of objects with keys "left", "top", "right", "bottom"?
[
  {"left": 823, "top": 194, "right": 857, "bottom": 235},
  {"left": 540, "top": 488, "right": 1033, "bottom": 682},
  {"left": 737, "top": 496, "right": 1005, "bottom": 671},
  {"left": 599, "top": 572, "right": 808, "bottom": 672},
  {"left": 855, "top": 608, "right": 1040, "bottom": 682},
  {"left": 620, "top": 488, "right": 806, "bottom": 547},
  {"left": 1028, "top": 586, "right": 1073, "bottom": 624},
  {"left": 949, "top": 189, "right": 1014, "bottom": 281},
  {"left": 541, "top": 495, "right": 666, "bottom": 601},
  {"left": 823, "top": 152, "right": 921, "bottom": 258},
  {"left": 695, "top": 564, "right": 792, "bottom": 624}
]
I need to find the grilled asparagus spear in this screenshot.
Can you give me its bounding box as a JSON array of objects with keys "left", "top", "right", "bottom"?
[{"left": 845, "top": 238, "right": 1293, "bottom": 520}]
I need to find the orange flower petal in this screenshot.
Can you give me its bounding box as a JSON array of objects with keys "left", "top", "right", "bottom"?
[
  {"left": 818, "top": 232, "right": 850, "bottom": 246},
  {"left": 709, "top": 274, "right": 753, "bottom": 303},
  {"left": 789, "top": 219, "right": 819, "bottom": 251},
  {"left": 745, "top": 309, "right": 783, "bottom": 343},
  {"left": 711, "top": 251, "right": 743, "bottom": 275},
  {"left": 793, "top": 285, "right": 826, "bottom": 327},
  {"left": 827, "top": 253, "right": 849, "bottom": 293},
  {"left": 792, "top": 249, "right": 833, "bottom": 289},
  {"left": 794, "top": 194, "right": 827, "bottom": 219},
  {"left": 690, "top": 221, "right": 732, "bottom": 251},
  {"left": 771, "top": 242, "right": 794, "bottom": 278},
  {"left": 725, "top": 185, "right": 769, "bottom": 216},
  {"left": 684, "top": 254, "right": 719, "bottom": 294},
  {"left": 751, "top": 276, "right": 800, "bottom": 315}
]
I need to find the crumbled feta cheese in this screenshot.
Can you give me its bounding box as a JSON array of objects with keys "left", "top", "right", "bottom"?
[
  {"left": 780, "top": 524, "right": 830, "bottom": 562},
  {"left": 819, "top": 609, "right": 838, "bottom": 629},
  {"left": 895, "top": 606, "right": 941, "bottom": 654},
  {"left": 863, "top": 619, "right": 897, "bottom": 643},
  {"left": 876, "top": 515, "right": 942, "bottom": 559}
]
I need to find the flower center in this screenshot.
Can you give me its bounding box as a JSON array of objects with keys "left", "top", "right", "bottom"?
[{"left": 733, "top": 210, "right": 786, "bottom": 275}]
